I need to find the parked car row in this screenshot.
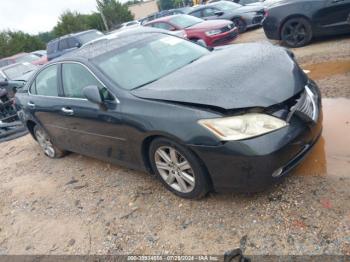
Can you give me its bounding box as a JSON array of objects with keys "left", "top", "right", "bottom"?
[
  {"left": 0, "top": 51, "right": 47, "bottom": 68},
  {"left": 262, "top": 0, "right": 350, "bottom": 47}
]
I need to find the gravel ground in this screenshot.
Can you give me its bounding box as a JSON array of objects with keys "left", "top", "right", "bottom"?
[{"left": 0, "top": 28, "right": 349, "bottom": 257}]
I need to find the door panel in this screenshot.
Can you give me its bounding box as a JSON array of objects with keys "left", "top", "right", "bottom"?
[
  {"left": 313, "top": 0, "right": 350, "bottom": 35},
  {"left": 57, "top": 63, "right": 130, "bottom": 164},
  {"left": 27, "top": 64, "right": 71, "bottom": 148}
]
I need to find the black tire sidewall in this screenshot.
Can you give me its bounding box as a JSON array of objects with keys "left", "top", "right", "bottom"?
[
  {"left": 281, "top": 17, "right": 312, "bottom": 48},
  {"left": 149, "top": 137, "right": 209, "bottom": 199}
]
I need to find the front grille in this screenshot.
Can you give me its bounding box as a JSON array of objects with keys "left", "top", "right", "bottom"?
[
  {"left": 212, "top": 31, "right": 238, "bottom": 46},
  {"left": 220, "top": 23, "right": 234, "bottom": 33},
  {"left": 287, "top": 86, "right": 319, "bottom": 122}
]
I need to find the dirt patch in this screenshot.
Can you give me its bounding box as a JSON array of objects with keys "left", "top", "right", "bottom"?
[
  {"left": 295, "top": 98, "right": 350, "bottom": 178},
  {"left": 304, "top": 60, "right": 350, "bottom": 80}
]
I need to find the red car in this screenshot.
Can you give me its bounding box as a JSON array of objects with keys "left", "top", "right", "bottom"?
[
  {"left": 0, "top": 52, "right": 47, "bottom": 68},
  {"left": 145, "top": 14, "right": 238, "bottom": 47}
]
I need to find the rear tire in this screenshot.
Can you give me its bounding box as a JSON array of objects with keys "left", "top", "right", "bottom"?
[
  {"left": 281, "top": 17, "right": 312, "bottom": 48},
  {"left": 34, "top": 125, "right": 66, "bottom": 158},
  {"left": 149, "top": 137, "right": 210, "bottom": 199}
]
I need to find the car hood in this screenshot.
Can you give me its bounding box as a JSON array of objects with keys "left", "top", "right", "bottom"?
[
  {"left": 131, "top": 43, "right": 307, "bottom": 110},
  {"left": 12, "top": 71, "right": 35, "bottom": 82},
  {"left": 187, "top": 20, "right": 232, "bottom": 30}
]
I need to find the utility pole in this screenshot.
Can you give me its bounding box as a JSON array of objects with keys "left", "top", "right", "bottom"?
[{"left": 100, "top": 11, "right": 109, "bottom": 31}]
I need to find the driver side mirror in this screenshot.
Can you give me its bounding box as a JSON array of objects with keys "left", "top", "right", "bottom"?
[
  {"left": 83, "top": 85, "right": 103, "bottom": 105},
  {"left": 214, "top": 11, "right": 224, "bottom": 16}
]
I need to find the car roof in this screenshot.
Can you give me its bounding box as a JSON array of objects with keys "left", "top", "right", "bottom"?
[
  {"left": 144, "top": 14, "right": 185, "bottom": 24},
  {"left": 55, "top": 28, "right": 173, "bottom": 62},
  {"left": 47, "top": 29, "right": 100, "bottom": 43}
]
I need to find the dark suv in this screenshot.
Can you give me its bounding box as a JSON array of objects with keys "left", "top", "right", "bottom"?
[{"left": 46, "top": 30, "right": 103, "bottom": 61}]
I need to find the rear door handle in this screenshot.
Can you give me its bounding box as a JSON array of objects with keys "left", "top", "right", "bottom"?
[
  {"left": 27, "top": 101, "right": 35, "bottom": 108},
  {"left": 61, "top": 107, "right": 74, "bottom": 115}
]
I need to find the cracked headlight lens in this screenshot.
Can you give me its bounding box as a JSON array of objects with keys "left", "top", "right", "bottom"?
[{"left": 199, "top": 113, "right": 288, "bottom": 141}]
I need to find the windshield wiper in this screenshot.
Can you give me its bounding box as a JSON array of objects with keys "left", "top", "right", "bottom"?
[{"left": 132, "top": 78, "right": 160, "bottom": 90}]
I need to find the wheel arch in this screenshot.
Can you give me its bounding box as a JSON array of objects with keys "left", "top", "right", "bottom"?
[
  {"left": 279, "top": 14, "right": 312, "bottom": 40},
  {"left": 26, "top": 120, "right": 37, "bottom": 140},
  {"left": 140, "top": 133, "right": 214, "bottom": 190}
]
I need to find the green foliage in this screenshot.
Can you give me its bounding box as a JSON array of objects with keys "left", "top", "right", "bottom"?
[
  {"left": 53, "top": 10, "right": 90, "bottom": 37},
  {"left": 52, "top": 10, "right": 105, "bottom": 37},
  {"left": 84, "top": 12, "right": 105, "bottom": 31},
  {"left": 0, "top": 31, "right": 45, "bottom": 59},
  {"left": 97, "top": 0, "right": 134, "bottom": 30},
  {"left": 0, "top": 0, "right": 137, "bottom": 58},
  {"left": 37, "top": 31, "right": 56, "bottom": 43}
]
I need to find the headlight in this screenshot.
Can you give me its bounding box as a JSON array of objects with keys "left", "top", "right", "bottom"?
[
  {"left": 205, "top": 29, "right": 222, "bottom": 36},
  {"left": 198, "top": 113, "right": 288, "bottom": 141}
]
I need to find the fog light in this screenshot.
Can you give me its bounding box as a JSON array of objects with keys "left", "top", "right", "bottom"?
[{"left": 272, "top": 168, "right": 283, "bottom": 178}]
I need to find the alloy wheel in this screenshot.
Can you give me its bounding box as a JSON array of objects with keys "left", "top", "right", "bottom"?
[
  {"left": 154, "top": 146, "right": 195, "bottom": 193},
  {"left": 282, "top": 20, "right": 309, "bottom": 47},
  {"left": 35, "top": 129, "right": 55, "bottom": 158}
]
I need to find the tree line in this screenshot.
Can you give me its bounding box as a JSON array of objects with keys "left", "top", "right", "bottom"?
[
  {"left": 0, "top": 0, "right": 135, "bottom": 59},
  {"left": 0, "top": 0, "right": 193, "bottom": 59}
]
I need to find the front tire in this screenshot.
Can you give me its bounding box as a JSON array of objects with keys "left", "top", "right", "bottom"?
[
  {"left": 149, "top": 138, "right": 210, "bottom": 199},
  {"left": 34, "top": 125, "right": 66, "bottom": 158},
  {"left": 232, "top": 18, "right": 247, "bottom": 33},
  {"left": 281, "top": 17, "right": 312, "bottom": 48}
]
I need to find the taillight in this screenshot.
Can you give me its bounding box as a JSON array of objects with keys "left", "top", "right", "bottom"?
[{"left": 264, "top": 9, "right": 269, "bottom": 18}]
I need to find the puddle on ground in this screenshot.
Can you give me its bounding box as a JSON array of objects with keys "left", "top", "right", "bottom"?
[
  {"left": 295, "top": 98, "right": 350, "bottom": 177},
  {"left": 303, "top": 60, "right": 350, "bottom": 80}
]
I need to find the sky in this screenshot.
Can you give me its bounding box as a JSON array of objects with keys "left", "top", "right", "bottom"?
[{"left": 0, "top": 0, "right": 100, "bottom": 35}]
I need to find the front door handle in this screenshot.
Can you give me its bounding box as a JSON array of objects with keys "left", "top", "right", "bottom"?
[
  {"left": 332, "top": 0, "right": 344, "bottom": 3},
  {"left": 27, "top": 101, "right": 35, "bottom": 108},
  {"left": 61, "top": 107, "right": 74, "bottom": 115}
]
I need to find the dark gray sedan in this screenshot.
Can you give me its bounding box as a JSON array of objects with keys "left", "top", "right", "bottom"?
[
  {"left": 188, "top": 1, "right": 265, "bottom": 32},
  {"left": 15, "top": 29, "right": 322, "bottom": 199}
]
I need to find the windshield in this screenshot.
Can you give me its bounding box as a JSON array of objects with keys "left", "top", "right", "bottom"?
[
  {"left": 77, "top": 30, "right": 104, "bottom": 44},
  {"left": 169, "top": 15, "right": 203, "bottom": 28},
  {"left": 3, "top": 63, "right": 37, "bottom": 80},
  {"left": 213, "top": 1, "right": 241, "bottom": 10},
  {"left": 94, "top": 34, "right": 209, "bottom": 90}
]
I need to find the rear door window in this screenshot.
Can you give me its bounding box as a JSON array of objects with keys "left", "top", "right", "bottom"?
[
  {"left": 68, "top": 37, "right": 80, "bottom": 48},
  {"left": 34, "top": 65, "right": 59, "bottom": 96},
  {"left": 152, "top": 22, "right": 174, "bottom": 30},
  {"left": 58, "top": 38, "right": 69, "bottom": 51},
  {"left": 190, "top": 10, "right": 203, "bottom": 18},
  {"left": 202, "top": 8, "right": 217, "bottom": 17}
]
